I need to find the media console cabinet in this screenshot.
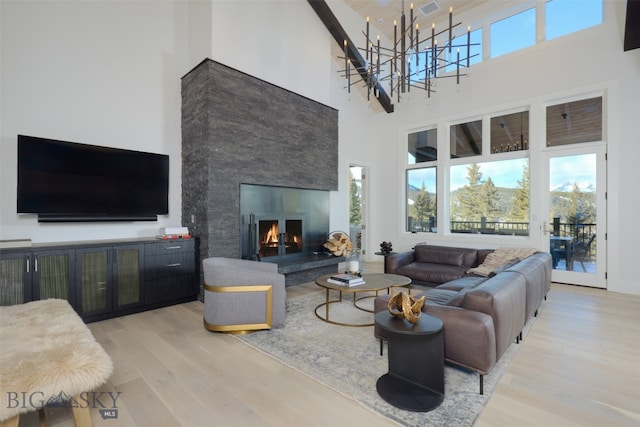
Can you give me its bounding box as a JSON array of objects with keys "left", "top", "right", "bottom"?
[{"left": 0, "top": 237, "right": 198, "bottom": 322}]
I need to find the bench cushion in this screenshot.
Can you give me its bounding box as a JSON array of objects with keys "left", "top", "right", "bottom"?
[{"left": 0, "top": 299, "right": 113, "bottom": 421}]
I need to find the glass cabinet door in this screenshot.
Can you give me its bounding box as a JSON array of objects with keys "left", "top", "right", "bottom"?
[
  {"left": 76, "top": 247, "right": 111, "bottom": 316},
  {"left": 33, "top": 249, "right": 74, "bottom": 306},
  {"left": 114, "top": 244, "right": 143, "bottom": 309},
  {"left": 0, "top": 252, "right": 31, "bottom": 305}
]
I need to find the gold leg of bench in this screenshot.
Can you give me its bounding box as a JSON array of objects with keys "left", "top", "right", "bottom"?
[
  {"left": 72, "top": 403, "right": 93, "bottom": 427},
  {"left": 0, "top": 415, "right": 19, "bottom": 427}
]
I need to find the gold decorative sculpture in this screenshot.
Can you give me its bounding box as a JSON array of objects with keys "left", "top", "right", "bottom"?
[{"left": 387, "top": 292, "right": 426, "bottom": 324}]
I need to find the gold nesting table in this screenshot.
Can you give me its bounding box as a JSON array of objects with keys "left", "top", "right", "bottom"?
[{"left": 314, "top": 273, "right": 411, "bottom": 327}]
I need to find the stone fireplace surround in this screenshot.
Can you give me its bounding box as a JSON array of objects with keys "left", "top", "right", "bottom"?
[{"left": 181, "top": 59, "right": 339, "bottom": 286}]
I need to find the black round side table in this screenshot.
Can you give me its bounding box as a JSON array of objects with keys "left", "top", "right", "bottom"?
[
  {"left": 374, "top": 251, "right": 397, "bottom": 273},
  {"left": 374, "top": 311, "right": 444, "bottom": 412}
]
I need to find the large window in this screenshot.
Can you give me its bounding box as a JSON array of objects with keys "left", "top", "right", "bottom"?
[
  {"left": 450, "top": 159, "right": 530, "bottom": 235},
  {"left": 400, "top": 0, "right": 604, "bottom": 238}
]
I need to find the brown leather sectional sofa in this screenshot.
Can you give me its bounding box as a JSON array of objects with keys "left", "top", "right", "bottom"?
[{"left": 375, "top": 244, "right": 552, "bottom": 394}]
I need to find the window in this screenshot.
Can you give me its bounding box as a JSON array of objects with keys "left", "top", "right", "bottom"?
[
  {"left": 546, "top": 97, "right": 602, "bottom": 146},
  {"left": 450, "top": 119, "right": 482, "bottom": 158},
  {"left": 450, "top": 159, "right": 530, "bottom": 235},
  {"left": 444, "top": 27, "right": 483, "bottom": 73},
  {"left": 406, "top": 167, "right": 437, "bottom": 233},
  {"left": 546, "top": 0, "right": 603, "bottom": 40},
  {"left": 406, "top": 129, "right": 437, "bottom": 233},
  {"left": 490, "top": 111, "right": 529, "bottom": 153},
  {"left": 490, "top": 7, "right": 536, "bottom": 58},
  {"left": 408, "top": 128, "right": 437, "bottom": 163}
]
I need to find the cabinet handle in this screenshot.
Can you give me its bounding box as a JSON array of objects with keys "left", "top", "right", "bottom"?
[
  {"left": 165, "top": 246, "right": 182, "bottom": 250},
  {"left": 34, "top": 256, "right": 38, "bottom": 272},
  {"left": 167, "top": 263, "right": 181, "bottom": 267},
  {"left": 26, "top": 255, "right": 30, "bottom": 273}
]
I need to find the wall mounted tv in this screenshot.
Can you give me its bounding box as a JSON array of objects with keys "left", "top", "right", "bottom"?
[{"left": 17, "top": 135, "right": 169, "bottom": 222}]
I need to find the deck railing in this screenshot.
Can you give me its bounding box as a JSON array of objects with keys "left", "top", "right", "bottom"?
[{"left": 408, "top": 216, "right": 596, "bottom": 260}]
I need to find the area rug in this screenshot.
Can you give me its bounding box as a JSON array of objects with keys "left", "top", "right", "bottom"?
[{"left": 236, "top": 289, "right": 531, "bottom": 427}]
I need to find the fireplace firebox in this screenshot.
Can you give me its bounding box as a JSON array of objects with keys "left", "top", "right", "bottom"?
[{"left": 250, "top": 214, "right": 305, "bottom": 260}]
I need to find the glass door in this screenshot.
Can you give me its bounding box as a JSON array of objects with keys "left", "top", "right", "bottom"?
[
  {"left": 349, "top": 165, "right": 366, "bottom": 256},
  {"left": 541, "top": 146, "right": 606, "bottom": 287}
]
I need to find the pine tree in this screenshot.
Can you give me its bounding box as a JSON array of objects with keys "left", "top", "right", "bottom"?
[
  {"left": 413, "top": 181, "right": 434, "bottom": 223},
  {"left": 509, "top": 162, "right": 530, "bottom": 221},
  {"left": 349, "top": 172, "right": 362, "bottom": 226},
  {"left": 481, "top": 177, "right": 499, "bottom": 220},
  {"left": 457, "top": 163, "right": 484, "bottom": 220}
]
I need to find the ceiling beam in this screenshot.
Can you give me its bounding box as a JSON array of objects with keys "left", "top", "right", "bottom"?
[{"left": 307, "top": 0, "right": 394, "bottom": 113}]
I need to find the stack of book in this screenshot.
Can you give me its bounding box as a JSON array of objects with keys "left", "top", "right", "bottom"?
[
  {"left": 157, "top": 227, "right": 191, "bottom": 240},
  {"left": 327, "top": 273, "right": 365, "bottom": 287}
]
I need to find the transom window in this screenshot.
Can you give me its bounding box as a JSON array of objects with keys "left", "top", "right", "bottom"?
[
  {"left": 546, "top": 0, "right": 603, "bottom": 40},
  {"left": 546, "top": 97, "right": 603, "bottom": 146},
  {"left": 490, "top": 7, "right": 536, "bottom": 58},
  {"left": 450, "top": 119, "right": 482, "bottom": 158}
]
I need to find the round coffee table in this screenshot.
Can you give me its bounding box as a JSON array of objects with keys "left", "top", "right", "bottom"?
[{"left": 314, "top": 273, "right": 411, "bottom": 327}]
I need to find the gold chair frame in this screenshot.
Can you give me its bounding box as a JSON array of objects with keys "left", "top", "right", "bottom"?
[{"left": 202, "top": 283, "right": 273, "bottom": 334}]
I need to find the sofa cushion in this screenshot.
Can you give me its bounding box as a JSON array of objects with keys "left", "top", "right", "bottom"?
[
  {"left": 435, "top": 277, "right": 486, "bottom": 307},
  {"left": 396, "top": 262, "right": 468, "bottom": 284},
  {"left": 437, "top": 276, "right": 487, "bottom": 292},
  {"left": 415, "top": 245, "right": 465, "bottom": 266},
  {"left": 424, "top": 288, "right": 459, "bottom": 306}
]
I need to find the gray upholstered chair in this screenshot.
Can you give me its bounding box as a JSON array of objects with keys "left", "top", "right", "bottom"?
[{"left": 202, "top": 257, "right": 286, "bottom": 333}]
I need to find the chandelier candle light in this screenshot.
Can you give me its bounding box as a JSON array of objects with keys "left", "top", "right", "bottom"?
[{"left": 339, "top": 1, "right": 477, "bottom": 106}]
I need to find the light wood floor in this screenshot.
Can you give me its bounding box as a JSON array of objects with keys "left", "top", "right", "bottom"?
[{"left": 28, "top": 265, "right": 640, "bottom": 427}]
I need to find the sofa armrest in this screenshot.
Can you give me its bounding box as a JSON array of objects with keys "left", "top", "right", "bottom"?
[
  {"left": 385, "top": 251, "right": 415, "bottom": 274},
  {"left": 425, "top": 304, "right": 497, "bottom": 375},
  {"left": 464, "top": 271, "right": 526, "bottom": 359}
]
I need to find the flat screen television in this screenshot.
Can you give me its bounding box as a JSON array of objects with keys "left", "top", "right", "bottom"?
[{"left": 17, "top": 135, "right": 169, "bottom": 222}]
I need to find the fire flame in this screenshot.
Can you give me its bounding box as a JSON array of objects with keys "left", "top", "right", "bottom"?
[{"left": 264, "top": 223, "right": 279, "bottom": 243}]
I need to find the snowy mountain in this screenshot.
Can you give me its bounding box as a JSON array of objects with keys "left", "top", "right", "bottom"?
[{"left": 551, "top": 182, "right": 596, "bottom": 193}]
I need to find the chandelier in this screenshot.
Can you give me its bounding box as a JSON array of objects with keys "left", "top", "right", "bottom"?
[{"left": 339, "top": 1, "right": 476, "bottom": 108}]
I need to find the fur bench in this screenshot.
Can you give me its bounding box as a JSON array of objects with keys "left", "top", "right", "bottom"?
[{"left": 0, "top": 299, "right": 113, "bottom": 426}]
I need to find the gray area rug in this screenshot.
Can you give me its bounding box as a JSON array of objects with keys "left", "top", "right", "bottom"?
[{"left": 236, "top": 290, "right": 530, "bottom": 427}]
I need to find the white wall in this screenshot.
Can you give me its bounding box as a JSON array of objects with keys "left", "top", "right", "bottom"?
[
  {"left": 0, "top": 0, "right": 191, "bottom": 242},
  {"left": 0, "top": 0, "right": 332, "bottom": 244}
]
